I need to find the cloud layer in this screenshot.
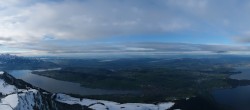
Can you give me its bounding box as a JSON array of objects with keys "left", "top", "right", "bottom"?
[{"left": 1, "top": 0, "right": 250, "bottom": 56}]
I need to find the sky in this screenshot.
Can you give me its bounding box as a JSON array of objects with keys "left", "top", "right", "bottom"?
[{"left": 1, "top": 0, "right": 250, "bottom": 57}]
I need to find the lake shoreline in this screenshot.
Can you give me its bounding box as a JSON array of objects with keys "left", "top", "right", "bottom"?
[
  {"left": 211, "top": 67, "right": 250, "bottom": 110},
  {"left": 6, "top": 69, "right": 134, "bottom": 96}
]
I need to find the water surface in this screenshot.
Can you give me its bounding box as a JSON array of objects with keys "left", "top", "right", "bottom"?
[
  {"left": 7, "top": 69, "right": 134, "bottom": 95},
  {"left": 213, "top": 67, "right": 250, "bottom": 110},
  {"left": 230, "top": 67, "right": 250, "bottom": 80}
]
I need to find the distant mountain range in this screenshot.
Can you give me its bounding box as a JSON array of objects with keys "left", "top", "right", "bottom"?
[{"left": 0, "top": 54, "right": 58, "bottom": 70}]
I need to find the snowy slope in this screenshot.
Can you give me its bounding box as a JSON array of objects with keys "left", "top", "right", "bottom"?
[
  {"left": 0, "top": 72, "right": 46, "bottom": 110},
  {"left": 55, "top": 93, "right": 175, "bottom": 110},
  {"left": 1, "top": 94, "right": 19, "bottom": 109},
  {"left": 0, "top": 88, "right": 45, "bottom": 110},
  {"left": 0, "top": 79, "right": 17, "bottom": 95}
]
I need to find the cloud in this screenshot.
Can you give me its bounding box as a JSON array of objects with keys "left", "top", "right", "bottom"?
[
  {"left": 12, "top": 41, "right": 250, "bottom": 56},
  {"left": 0, "top": 37, "right": 12, "bottom": 41},
  {"left": 0, "top": 0, "right": 191, "bottom": 43},
  {"left": 232, "top": 31, "right": 250, "bottom": 43},
  {"left": 233, "top": 37, "right": 250, "bottom": 43},
  {"left": 2, "top": 0, "right": 250, "bottom": 55}
]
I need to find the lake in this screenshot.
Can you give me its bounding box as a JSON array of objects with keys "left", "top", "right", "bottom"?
[
  {"left": 212, "top": 67, "right": 250, "bottom": 110},
  {"left": 6, "top": 69, "right": 134, "bottom": 95},
  {"left": 230, "top": 67, "right": 250, "bottom": 80}
]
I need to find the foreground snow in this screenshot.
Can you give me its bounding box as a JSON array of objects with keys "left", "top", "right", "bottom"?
[
  {"left": 0, "top": 72, "right": 44, "bottom": 110},
  {"left": 1, "top": 94, "right": 19, "bottom": 109},
  {"left": 55, "top": 93, "right": 175, "bottom": 110},
  {"left": 0, "top": 89, "right": 42, "bottom": 110},
  {"left": 0, "top": 79, "right": 17, "bottom": 95}
]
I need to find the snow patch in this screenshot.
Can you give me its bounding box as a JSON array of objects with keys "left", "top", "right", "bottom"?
[
  {"left": 1, "top": 94, "right": 19, "bottom": 109},
  {"left": 89, "top": 103, "right": 108, "bottom": 110},
  {"left": 0, "top": 79, "right": 17, "bottom": 95},
  {"left": 0, "top": 71, "right": 4, "bottom": 75},
  {"left": 0, "top": 104, "right": 13, "bottom": 110},
  {"left": 55, "top": 94, "right": 175, "bottom": 110},
  {"left": 158, "top": 102, "right": 176, "bottom": 110},
  {"left": 0, "top": 87, "right": 43, "bottom": 110}
]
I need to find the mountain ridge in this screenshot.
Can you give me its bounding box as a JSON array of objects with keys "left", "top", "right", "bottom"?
[{"left": 0, "top": 72, "right": 175, "bottom": 110}]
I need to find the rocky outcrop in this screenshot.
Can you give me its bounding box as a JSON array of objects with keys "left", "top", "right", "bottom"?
[{"left": 0, "top": 72, "right": 91, "bottom": 110}]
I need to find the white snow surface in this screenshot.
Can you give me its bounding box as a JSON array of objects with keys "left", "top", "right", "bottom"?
[
  {"left": 0, "top": 78, "right": 43, "bottom": 110},
  {"left": 0, "top": 89, "right": 42, "bottom": 110},
  {"left": 0, "top": 104, "right": 13, "bottom": 110},
  {"left": 55, "top": 93, "right": 175, "bottom": 110},
  {"left": 0, "top": 71, "right": 4, "bottom": 75},
  {"left": 1, "top": 94, "right": 19, "bottom": 109},
  {"left": 0, "top": 79, "right": 17, "bottom": 95}
]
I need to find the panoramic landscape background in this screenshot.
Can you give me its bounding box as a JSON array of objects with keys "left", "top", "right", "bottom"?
[{"left": 1, "top": 0, "right": 250, "bottom": 110}]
